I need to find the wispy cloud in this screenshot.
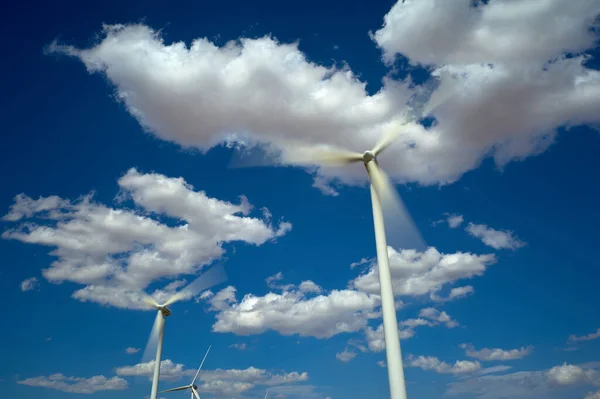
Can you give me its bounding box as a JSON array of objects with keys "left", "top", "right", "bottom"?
[
  {"left": 17, "top": 374, "right": 127, "bottom": 394},
  {"left": 465, "top": 223, "right": 526, "bottom": 250}
]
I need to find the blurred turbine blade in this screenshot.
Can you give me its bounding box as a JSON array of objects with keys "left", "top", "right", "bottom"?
[
  {"left": 140, "top": 311, "right": 161, "bottom": 364},
  {"left": 265, "top": 389, "right": 270, "bottom": 399},
  {"left": 163, "top": 264, "right": 228, "bottom": 307},
  {"left": 229, "top": 143, "right": 362, "bottom": 169},
  {"left": 306, "top": 148, "right": 363, "bottom": 166},
  {"left": 140, "top": 293, "right": 159, "bottom": 309},
  {"left": 192, "top": 345, "right": 212, "bottom": 385},
  {"left": 160, "top": 385, "right": 191, "bottom": 393},
  {"left": 372, "top": 127, "right": 401, "bottom": 156},
  {"left": 367, "top": 162, "right": 426, "bottom": 252}
]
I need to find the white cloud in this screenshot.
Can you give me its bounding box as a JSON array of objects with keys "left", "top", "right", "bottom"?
[
  {"left": 419, "top": 307, "right": 459, "bottom": 328},
  {"left": 2, "top": 194, "right": 71, "bottom": 222},
  {"left": 116, "top": 359, "right": 190, "bottom": 381},
  {"left": 364, "top": 311, "right": 452, "bottom": 352},
  {"left": 204, "top": 284, "right": 380, "bottom": 339},
  {"left": 198, "top": 380, "right": 254, "bottom": 396},
  {"left": 474, "top": 365, "right": 513, "bottom": 377},
  {"left": 569, "top": 328, "right": 600, "bottom": 344},
  {"left": 377, "top": 360, "right": 386, "bottom": 368},
  {"left": 465, "top": 223, "right": 525, "bottom": 250},
  {"left": 335, "top": 348, "right": 356, "bottom": 363},
  {"left": 312, "top": 176, "right": 339, "bottom": 197},
  {"left": 351, "top": 246, "right": 496, "bottom": 298},
  {"left": 430, "top": 285, "right": 474, "bottom": 303},
  {"left": 116, "top": 359, "right": 308, "bottom": 395},
  {"left": 407, "top": 355, "right": 481, "bottom": 375},
  {"left": 229, "top": 343, "right": 247, "bottom": 350},
  {"left": 298, "top": 281, "right": 322, "bottom": 294},
  {"left": 374, "top": 0, "right": 600, "bottom": 66},
  {"left": 125, "top": 347, "right": 140, "bottom": 354},
  {"left": 46, "top": 5, "right": 600, "bottom": 191},
  {"left": 17, "top": 373, "right": 128, "bottom": 394},
  {"left": 460, "top": 343, "right": 533, "bottom": 361},
  {"left": 2, "top": 169, "right": 290, "bottom": 309},
  {"left": 347, "top": 339, "right": 368, "bottom": 353},
  {"left": 447, "top": 214, "right": 464, "bottom": 229},
  {"left": 372, "top": 1, "right": 600, "bottom": 179},
  {"left": 350, "top": 257, "right": 373, "bottom": 269},
  {"left": 266, "top": 272, "right": 284, "bottom": 288},
  {"left": 20, "top": 277, "right": 39, "bottom": 292},
  {"left": 546, "top": 363, "right": 599, "bottom": 386},
  {"left": 586, "top": 391, "right": 600, "bottom": 399},
  {"left": 447, "top": 362, "right": 600, "bottom": 399}
]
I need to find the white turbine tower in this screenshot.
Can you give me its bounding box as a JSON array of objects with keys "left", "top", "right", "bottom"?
[
  {"left": 160, "top": 345, "right": 212, "bottom": 399},
  {"left": 139, "top": 264, "right": 227, "bottom": 399},
  {"left": 230, "top": 127, "right": 424, "bottom": 399}
]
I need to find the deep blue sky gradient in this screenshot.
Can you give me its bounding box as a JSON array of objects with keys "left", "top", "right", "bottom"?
[{"left": 1, "top": 1, "right": 599, "bottom": 399}]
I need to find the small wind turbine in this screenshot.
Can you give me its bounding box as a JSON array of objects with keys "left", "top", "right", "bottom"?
[
  {"left": 230, "top": 127, "right": 424, "bottom": 399},
  {"left": 139, "top": 265, "right": 227, "bottom": 399},
  {"left": 160, "top": 345, "right": 212, "bottom": 399}
]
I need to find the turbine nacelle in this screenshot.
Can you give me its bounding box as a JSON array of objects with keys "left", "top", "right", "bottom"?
[
  {"left": 157, "top": 305, "right": 172, "bottom": 317},
  {"left": 362, "top": 150, "right": 376, "bottom": 164}
]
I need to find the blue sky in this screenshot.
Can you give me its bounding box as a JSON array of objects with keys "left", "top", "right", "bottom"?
[{"left": 1, "top": 0, "right": 600, "bottom": 399}]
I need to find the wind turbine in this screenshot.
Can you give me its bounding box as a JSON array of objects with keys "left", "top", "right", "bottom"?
[
  {"left": 231, "top": 127, "right": 424, "bottom": 399},
  {"left": 139, "top": 264, "right": 227, "bottom": 399},
  {"left": 159, "top": 345, "right": 212, "bottom": 399}
]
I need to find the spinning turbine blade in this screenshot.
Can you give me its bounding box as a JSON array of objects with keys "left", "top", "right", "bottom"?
[
  {"left": 303, "top": 148, "right": 363, "bottom": 166},
  {"left": 192, "top": 345, "right": 212, "bottom": 385},
  {"left": 160, "top": 385, "right": 191, "bottom": 393},
  {"left": 264, "top": 389, "right": 270, "bottom": 399},
  {"left": 372, "top": 128, "right": 400, "bottom": 156},
  {"left": 141, "top": 311, "right": 162, "bottom": 364},
  {"left": 163, "top": 264, "right": 228, "bottom": 307},
  {"left": 367, "top": 162, "right": 425, "bottom": 252},
  {"left": 192, "top": 387, "right": 201, "bottom": 399},
  {"left": 141, "top": 294, "right": 159, "bottom": 309}
]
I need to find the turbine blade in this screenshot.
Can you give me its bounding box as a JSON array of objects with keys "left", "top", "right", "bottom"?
[
  {"left": 192, "top": 345, "right": 212, "bottom": 385},
  {"left": 299, "top": 148, "right": 363, "bottom": 166},
  {"left": 264, "top": 389, "right": 270, "bottom": 399},
  {"left": 229, "top": 144, "right": 362, "bottom": 169},
  {"left": 140, "top": 311, "right": 162, "bottom": 364},
  {"left": 163, "top": 264, "right": 228, "bottom": 307},
  {"left": 159, "top": 385, "right": 191, "bottom": 393},
  {"left": 367, "top": 162, "right": 426, "bottom": 252},
  {"left": 371, "top": 127, "right": 401, "bottom": 156},
  {"left": 192, "top": 387, "right": 201, "bottom": 399},
  {"left": 140, "top": 293, "right": 159, "bottom": 309}
]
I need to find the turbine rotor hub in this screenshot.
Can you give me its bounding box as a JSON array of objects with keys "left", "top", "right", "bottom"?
[
  {"left": 362, "top": 150, "right": 376, "bottom": 164},
  {"left": 157, "top": 305, "right": 172, "bottom": 317}
]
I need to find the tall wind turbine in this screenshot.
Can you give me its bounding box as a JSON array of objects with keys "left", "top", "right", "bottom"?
[
  {"left": 139, "top": 264, "right": 227, "bottom": 399},
  {"left": 160, "top": 345, "right": 212, "bottom": 399},
  {"left": 233, "top": 128, "right": 423, "bottom": 399},
  {"left": 310, "top": 132, "right": 420, "bottom": 399}
]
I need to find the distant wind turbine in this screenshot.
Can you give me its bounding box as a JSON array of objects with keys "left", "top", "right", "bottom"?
[
  {"left": 139, "top": 265, "right": 227, "bottom": 399},
  {"left": 160, "top": 345, "right": 212, "bottom": 399}
]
